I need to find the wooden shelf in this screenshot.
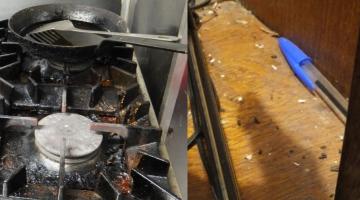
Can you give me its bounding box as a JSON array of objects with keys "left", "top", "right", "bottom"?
[{"left": 188, "top": 2, "right": 345, "bottom": 199}]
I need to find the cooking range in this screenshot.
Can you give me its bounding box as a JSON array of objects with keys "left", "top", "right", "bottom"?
[{"left": 0, "top": 4, "right": 181, "bottom": 200}]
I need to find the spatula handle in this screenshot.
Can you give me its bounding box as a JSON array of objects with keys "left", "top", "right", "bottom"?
[{"left": 68, "top": 28, "right": 180, "bottom": 42}]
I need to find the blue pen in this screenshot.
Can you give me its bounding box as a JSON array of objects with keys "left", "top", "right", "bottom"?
[
  {"left": 278, "top": 37, "right": 317, "bottom": 91},
  {"left": 278, "top": 37, "right": 348, "bottom": 122}
]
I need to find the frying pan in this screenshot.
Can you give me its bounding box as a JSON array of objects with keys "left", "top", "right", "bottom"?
[{"left": 7, "top": 4, "right": 185, "bottom": 64}]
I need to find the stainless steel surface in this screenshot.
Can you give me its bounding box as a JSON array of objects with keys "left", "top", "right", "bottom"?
[
  {"left": 134, "top": 53, "right": 183, "bottom": 198},
  {"left": 157, "top": 3, "right": 187, "bottom": 199},
  {"left": 164, "top": 84, "right": 188, "bottom": 200},
  {"left": 159, "top": 6, "right": 188, "bottom": 141},
  {"left": 35, "top": 113, "right": 103, "bottom": 164},
  {"left": 0, "top": 0, "right": 122, "bottom": 20},
  {"left": 123, "top": 0, "right": 186, "bottom": 115}
]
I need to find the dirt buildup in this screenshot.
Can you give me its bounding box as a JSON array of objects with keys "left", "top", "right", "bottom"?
[
  {"left": 253, "top": 117, "right": 261, "bottom": 124},
  {"left": 114, "top": 173, "right": 133, "bottom": 194},
  {"left": 318, "top": 153, "right": 327, "bottom": 160},
  {"left": 330, "top": 165, "right": 339, "bottom": 172}
]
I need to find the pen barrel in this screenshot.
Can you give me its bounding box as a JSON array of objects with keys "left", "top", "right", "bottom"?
[
  {"left": 303, "top": 62, "right": 348, "bottom": 122},
  {"left": 301, "top": 62, "right": 318, "bottom": 83},
  {"left": 315, "top": 87, "right": 347, "bottom": 123}
]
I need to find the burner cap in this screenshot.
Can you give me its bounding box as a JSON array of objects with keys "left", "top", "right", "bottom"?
[{"left": 35, "top": 113, "right": 103, "bottom": 164}]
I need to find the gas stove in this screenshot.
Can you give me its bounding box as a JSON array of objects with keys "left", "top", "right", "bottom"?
[{"left": 0, "top": 19, "right": 180, "bottom": 200}]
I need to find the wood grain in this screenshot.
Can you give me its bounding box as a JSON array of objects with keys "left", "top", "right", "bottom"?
[
  {"left": 335, "top": 25, "right": 360, "bottom": 199},
  {"left": 188, "top": 1, "right": 345, "bottom": 199},
  {"left": 239, "top": 0, "right": 360, "bottom": 97}
]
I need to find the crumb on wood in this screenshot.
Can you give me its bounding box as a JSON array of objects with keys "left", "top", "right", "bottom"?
[
  {"left": 330, "top": 164, "right": 339, "bottom": 172},
  {"left": 235, "top": 96, "right": 244, "bottom": 103},
  {"left": 259, "top": 26, "right": 279, "bottom": 37},
  {"left": 200, "top": 8, "right": 218, "bottom": 24},
  {"left": 271, "top": 65, "right": 278, "bottom": 70},
  {"left": 237, "top": 119, "right": 241, "bottom": 126},
  {"left": 253, "top": 117, "right": 261, "bottom": 124},
  {"left": 255, "top": 43, "right": 264, "bottom": 49},
  {"left": 245, "top": 154, "right": 253, "bottom": 160},
  {"left": 320, "top": 145, "right": 327, "bottom": 150},
  {"left": 271, "top": 55, "right": 278, "bottom": 59},
  {"left": 235, "top": 19, "right": 248, "bottom": 25},
  {"left": 339, "top": 135, "right": 344, "bottom": 141},
  {"left": 293, "top": 162, "right": 300, "bottom": 166},
  {"left": 212, "top": 2, "right": 218, "bottom": 9},
  {"left": 298, "top": 99, "right": 307, "bottom": 104},
  {"left": 318, "top": 152, "right": 327, "bottom": 160},
  {"left": 258, "top": 149, "right": 263, "bottom": 155}
]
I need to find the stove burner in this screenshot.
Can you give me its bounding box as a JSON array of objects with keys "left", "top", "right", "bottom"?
[
  {"left": 0, "top": 18, "right": 180, "bottom": 200},
  {"left": 35, "top": 113, "right": 102, "bottom": 164}
]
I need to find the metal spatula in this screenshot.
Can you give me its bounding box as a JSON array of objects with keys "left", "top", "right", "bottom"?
[
  {"left": 28, "top": 29, "right": 187, "bottom": 53},
  {"left": 30, "top": 20, "right": 180, "bottom": 42},
  {"left": 27, "top": 20, "right": 186, "bottom": 53}
]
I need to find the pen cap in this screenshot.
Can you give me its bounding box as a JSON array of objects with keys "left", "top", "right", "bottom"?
[
  {"left": 286, "top": 55, "right": 316, "bottom": 91},
  {"left": 278, "top": 37, "right": 312, "bottom": 65}
]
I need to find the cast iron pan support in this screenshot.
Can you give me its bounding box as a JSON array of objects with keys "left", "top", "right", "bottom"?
[{"left": 188, "top": 5, "right": 242, "bottom": 200}]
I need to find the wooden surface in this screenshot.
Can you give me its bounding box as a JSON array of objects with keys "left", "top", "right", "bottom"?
[
  {"left": 239, "top": 0, "right": 360, "bottom": 97},
  {"left": 188, "top": 1, "right": 345, "bottom": 199},
  {"left": 335, "top": 25, "right": 360, "bottom": 199}
]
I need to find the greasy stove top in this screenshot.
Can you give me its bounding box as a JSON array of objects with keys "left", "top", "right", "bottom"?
[{"left": 0, "top": 19, "right": 180, "bottom": 200}]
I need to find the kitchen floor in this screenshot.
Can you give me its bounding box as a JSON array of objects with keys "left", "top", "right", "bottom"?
[{"left": 188, "top": 1, "right": 344, "bottom": 199}]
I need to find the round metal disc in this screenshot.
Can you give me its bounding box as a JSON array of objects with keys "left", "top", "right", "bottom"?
[{"left": 35, "top": 113, "right": 103, "bottom": 159}]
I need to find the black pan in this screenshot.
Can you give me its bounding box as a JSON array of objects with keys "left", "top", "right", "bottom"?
[{"left": 8, "top": 4, "right": 185, "bottom": 64}]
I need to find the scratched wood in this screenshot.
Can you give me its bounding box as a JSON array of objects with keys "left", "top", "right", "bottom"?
[{"left": 188, "top": 1, "right": 345, "bottom": 200}]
